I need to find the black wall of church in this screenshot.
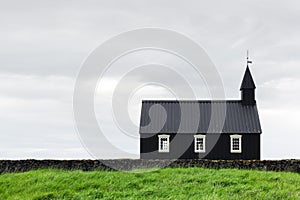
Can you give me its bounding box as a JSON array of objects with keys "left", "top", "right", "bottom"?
[{"left": 140, "top": 133, "right": 260, "bottom": 160}]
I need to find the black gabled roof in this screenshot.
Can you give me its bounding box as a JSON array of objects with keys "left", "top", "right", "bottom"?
[
  {"left": 240, "top": 66, "right": 256, "bottom": 90},
  {"left": 139, "top": 100, "right": 262, "bottom": 134}
]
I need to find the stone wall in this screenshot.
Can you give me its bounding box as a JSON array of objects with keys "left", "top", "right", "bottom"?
[{"left": 0, "top": 159, "right": 299, "bottom": 174}]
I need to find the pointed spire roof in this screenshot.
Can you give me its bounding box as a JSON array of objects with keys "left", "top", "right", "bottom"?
[{"left": 240, "top": 66, "right": 256, "bottom": 90}]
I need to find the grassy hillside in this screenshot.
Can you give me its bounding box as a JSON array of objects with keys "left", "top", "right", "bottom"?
[{"left": 0, "top": 168, "right": 299, "bottom": 200}]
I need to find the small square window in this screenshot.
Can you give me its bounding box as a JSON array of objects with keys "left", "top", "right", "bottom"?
[
  {"left": 194, "top": 135, "right": 205, "bottom": 153},
  {"left": 230, "top": 135, "right": 242, "bottom": 153},
  {"left": 158, "top": 135, "right": 170, "bottom": 153}
]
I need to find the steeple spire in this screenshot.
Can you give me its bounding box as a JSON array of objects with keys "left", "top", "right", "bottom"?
[
  {"left": 240, "top": 66, "right": 256, "bottom": 90},
  {"left": 240, "top": 51, "right": 256, "bottom": 105},
  {"left": 241, "top": 51, "right": 256, "bottom": 90}
]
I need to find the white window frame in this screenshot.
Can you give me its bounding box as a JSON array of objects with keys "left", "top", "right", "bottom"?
[
  {"left": 158, "top": 135, "right": 170, "bottom": 153},
  {"left": 194, "top": 135, "right": 206, "bottom": 153},
  {"left": 230, "top": 135, "right": 242, "bottom": 153}
]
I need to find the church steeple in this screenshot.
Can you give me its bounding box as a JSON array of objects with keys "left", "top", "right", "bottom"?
[
  {"left": 240, "top": 52, "right": 256, "bottom": 105},
  {"left": 240, "top": 66, "right": 256, "bottom": 90}
]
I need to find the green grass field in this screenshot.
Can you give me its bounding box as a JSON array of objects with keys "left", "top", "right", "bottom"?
[{"left": 0, "top": 168, "right": 299, "bottom": 200}]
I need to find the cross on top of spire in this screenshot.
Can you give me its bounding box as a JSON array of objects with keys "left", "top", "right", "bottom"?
[{"left": 247, "top": 50, "right": 253, "bottom": 66}]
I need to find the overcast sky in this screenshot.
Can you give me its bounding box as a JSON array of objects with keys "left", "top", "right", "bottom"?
[{"left": 0, "top": 0, "right": 300, "bottom": 159}]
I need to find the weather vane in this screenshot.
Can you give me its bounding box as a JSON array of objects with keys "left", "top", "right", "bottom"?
[{"left": 247, "top": 50, "right": 253, "bottom": 66}]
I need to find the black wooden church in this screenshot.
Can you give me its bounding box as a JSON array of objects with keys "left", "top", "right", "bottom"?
[{"left": 139, "top": 64, "right": 262, "bottom": 160}]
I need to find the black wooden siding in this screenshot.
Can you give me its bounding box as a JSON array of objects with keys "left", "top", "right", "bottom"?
[{"left": 140, "top": 134, "right": 260, "bottom": 160}]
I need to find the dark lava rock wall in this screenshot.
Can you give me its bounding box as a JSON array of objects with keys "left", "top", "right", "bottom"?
[{"left": 0, "top": 159, "right": 299, "bottom": 174}]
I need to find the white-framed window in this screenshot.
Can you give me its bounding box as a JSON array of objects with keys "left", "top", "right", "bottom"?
[
  {"left": 158, "top": 135, "right": 170, "bottom": 153},
  {"left": 230, "top": 135, "right": 242, "bottom": 153},
  {"left": 194, "top": 135, "right": 206, "bottom": 153}
]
